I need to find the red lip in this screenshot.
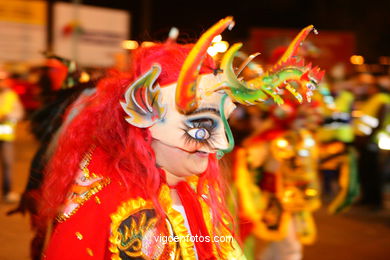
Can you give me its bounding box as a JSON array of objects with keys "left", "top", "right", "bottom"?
[{"left": 195, "top": 151, "right": 209, "bottom": 158}]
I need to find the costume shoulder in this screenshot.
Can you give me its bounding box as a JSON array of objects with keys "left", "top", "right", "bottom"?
[
  {"left": 44, "top": 147, "right": 145, "bottom": 259},
  {"left": 44, "top": 180, "right": 130, "bottom": 259}
]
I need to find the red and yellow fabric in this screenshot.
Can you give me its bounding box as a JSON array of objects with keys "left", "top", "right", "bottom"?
[
  {"left": 44, "top": 148, "right": 243, "bottom": 259},
  {"left": 234, "top": 129, "right": 320, "bottom": 245}
]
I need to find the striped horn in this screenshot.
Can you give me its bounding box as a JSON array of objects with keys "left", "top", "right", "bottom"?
[{"left": 175, "top": 16, "right": 234, "bottom": 114}]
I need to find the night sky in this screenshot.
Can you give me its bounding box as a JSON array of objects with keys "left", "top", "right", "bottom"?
[{"left": 59, "top": 0, "right": 390, "bottom": 63}]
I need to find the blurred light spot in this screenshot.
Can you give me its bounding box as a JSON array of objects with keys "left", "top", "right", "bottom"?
[
  {"left": 213, "top": 41, "right": 229, "bottom": 53},
  {"left": 79, "top": 71, "right": 90, "bottom": 83},
  {"left": 122, "top": 40, "right": 139, "bottom": 50},
  {"left": 350, "top": 55, "right": 364, "bottom": 65},
  {"left": 141, "top": 41, "right": 155, "bottom": 48},
  {"left": 212, "top": 34, "right": 222, "bottom": 43},
  {"left": 168, "top": 27, "right": 179, "bottom": 41},
  {"left": 305, "top": 188, "right": 317, "bottom": 196},
  {"left": 276, "top": 139, "right": 288, "bottom": 148},
  {"left": 378, "top": 133, "right": 390, "bottom": 150},
  {"left": 207, "top": 46, "right": 218, "bottom": 57}
]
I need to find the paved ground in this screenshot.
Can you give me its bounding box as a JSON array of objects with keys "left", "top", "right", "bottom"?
[
  {"left": 1, "top": 122, "right": 390, "bottom": 260},
  {"left": 0, "top": 122, "right": 36, "bottom": 260},
  {"left": 305, "top": 206, "right": 390, "bottom": 260}
]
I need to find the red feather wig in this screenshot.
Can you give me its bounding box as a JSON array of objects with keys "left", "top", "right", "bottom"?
[{"left": 40, "top": 43, "right": 234, "bottom": 250}]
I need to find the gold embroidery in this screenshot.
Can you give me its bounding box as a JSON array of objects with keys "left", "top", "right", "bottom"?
[
  {"left": 56, "top": 178, "right": 110, "bottom": 222},
  {"left": 109, "top": 197, "right": 181, "bottom": 260},
  {"left": 95, "top": 196, "right": 101, "bottom": 204},
  {"left": 109, "top": 184, "right": 242, "bottom": 259},
  {"left": 79, "top": 145, "right": 98, "bottom": 181},
  {"left": 56, "top": 147, "right": 110, "bottom": 222},
  {"left": 119, "top": 212, "right": 158, "bottom": 257},
  {"left": 75, "top": 232, "right": 83, "bottom": 240},
  {"left": 86, "top": 248, "right": 94, "bottom": 256}
]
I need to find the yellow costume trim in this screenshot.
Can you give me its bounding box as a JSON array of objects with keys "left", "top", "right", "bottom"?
[
  {"left": 252, "top": 210, "right": 291, "bottom": 241},
  {"left": 234, "top": 148, "right": 263, "bottom": 223},
  {"left": 328, "top": 154, "right": 350, "bottom": 214},
  {"left": 56, "top": 178, "right": 111, "bottom": 222},
  {"left": 234, "top": 146, "right": 290, "bottom": 241},
  {"left": 198, "top": 186, "right": 245, "bottom": 259},
  {"left": 110, "top": 182, "right": 243, "bottom": 259},
  {"left": 109, "top": 186, "right": 196, "bottom": 259},
  {"left": 294, "top": 211, "right": 316, "bottom": 245},
  {"left": 159, "top": 185, "right": 197, "bottom": 260}
]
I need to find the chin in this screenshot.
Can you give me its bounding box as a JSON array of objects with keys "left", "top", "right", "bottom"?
[{"left": 188, "top": 159, "right": 209, "bottom": 176}]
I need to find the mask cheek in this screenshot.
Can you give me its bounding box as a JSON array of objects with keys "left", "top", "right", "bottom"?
[{"left": 209, "top": 125, "right": 229, "bottom": 151}]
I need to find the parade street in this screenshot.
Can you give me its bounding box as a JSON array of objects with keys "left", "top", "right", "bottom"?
[{"left": 1, "top": 123, "right": 390, "bottom": 260}]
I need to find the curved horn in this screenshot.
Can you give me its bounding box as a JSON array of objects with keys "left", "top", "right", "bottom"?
[
  {"left": 275, "top": 25, "right": 314, "bottom": 66},
  {"left": 175, "top": 16, "right": 235, "bottom": 114}
]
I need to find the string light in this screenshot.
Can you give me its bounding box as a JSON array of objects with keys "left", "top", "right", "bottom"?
[
  {"left": 122, "top": 40, "right": 139, "bottom": 50},
  {"left": 350, "top": 55, "right": 364, "bottom": 65}
]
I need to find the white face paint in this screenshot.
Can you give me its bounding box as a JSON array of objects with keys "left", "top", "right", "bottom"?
[{"left": 150, "top": 73, "right": 236, "bottom": 181}]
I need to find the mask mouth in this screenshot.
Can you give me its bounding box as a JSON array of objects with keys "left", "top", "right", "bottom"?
[
  {"left": 153, "top": 138, "right": 213, "bottom": 155},
  {"left": 194, "top": 150, "right": 211, "bottom": 158}
]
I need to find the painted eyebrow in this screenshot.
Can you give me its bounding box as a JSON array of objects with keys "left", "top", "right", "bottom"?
[{"left": 188, "top": 107, "right": 220, "bottom": 117}]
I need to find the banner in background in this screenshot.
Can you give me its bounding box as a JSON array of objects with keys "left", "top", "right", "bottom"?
[
  {"left": 53, "top": 2, "right": 129, "bottom": 67},
  {"left": 0, "top": 0, "right": 47, "bottom": 63},
  {"left": 249, "top": 27, "right": 355, "bottom": 72}
]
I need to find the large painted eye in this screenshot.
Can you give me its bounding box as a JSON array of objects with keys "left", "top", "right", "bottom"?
[{"left": 187, "top": 128, "right": 210, "bottom": 140}]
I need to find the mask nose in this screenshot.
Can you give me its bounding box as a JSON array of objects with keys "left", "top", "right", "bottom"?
[{"left": 210, "top": 125, "right": 230, "bottom": 152}]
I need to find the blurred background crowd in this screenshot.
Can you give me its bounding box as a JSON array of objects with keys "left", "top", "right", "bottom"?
[{"left": 0, "top": 0, "right": 390, "bottom": 260}]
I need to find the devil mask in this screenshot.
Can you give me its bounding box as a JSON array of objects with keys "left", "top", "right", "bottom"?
[{"left": 120, "top": 17, "right": 324, "bottom": 176}]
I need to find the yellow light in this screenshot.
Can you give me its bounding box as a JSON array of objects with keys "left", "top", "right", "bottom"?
[
  {"left": 283, "top": 189, "right": 295, "bottom": 201},
  {"left": 141, "top": 41, "right": 155, "bottom": 48},
  {"left": 122, "top": 40, "right": 139, "bottom": 50},
  {"left": 378, "top": 133, "right": 390, "bottom": 150},
  {"left": 79, "top": 71, "right": 90, "bottom": 83},
  {"left": 305, "top": 188, "right": 317, "bottom": 197},
  {"left": 350, "top": 55, "right": 364, "bottom": 65},
  {"left": 212, "top": 34, "right": 222, "bottom": 43},
  {"left": 276, "top": 139, "right": 288, "bottom": 148},
  {"left": 213, "top": 41, "right": 229, "bottom": 53}
]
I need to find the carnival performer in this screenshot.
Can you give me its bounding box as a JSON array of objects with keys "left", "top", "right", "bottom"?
[
  {"left": 234, "top": 82, "right": 360, "bottom": 260},
  {"left": 316, "top": 81, "right": 359, "bottom": 214},
  {"left": 40, "top": 17, "right": 319, "bottom": 259},
  {"left": 353, "top": 73, "right": 390, "bottom": 209},
  {"left": 231, "top": 26, "right": 327, "bottom": 259},
  {"left": 234, "top": 99, "right": 323, "bottom": 260},
  {"left": 0, "top": 71, "right": 24, "bottom": 203}
]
